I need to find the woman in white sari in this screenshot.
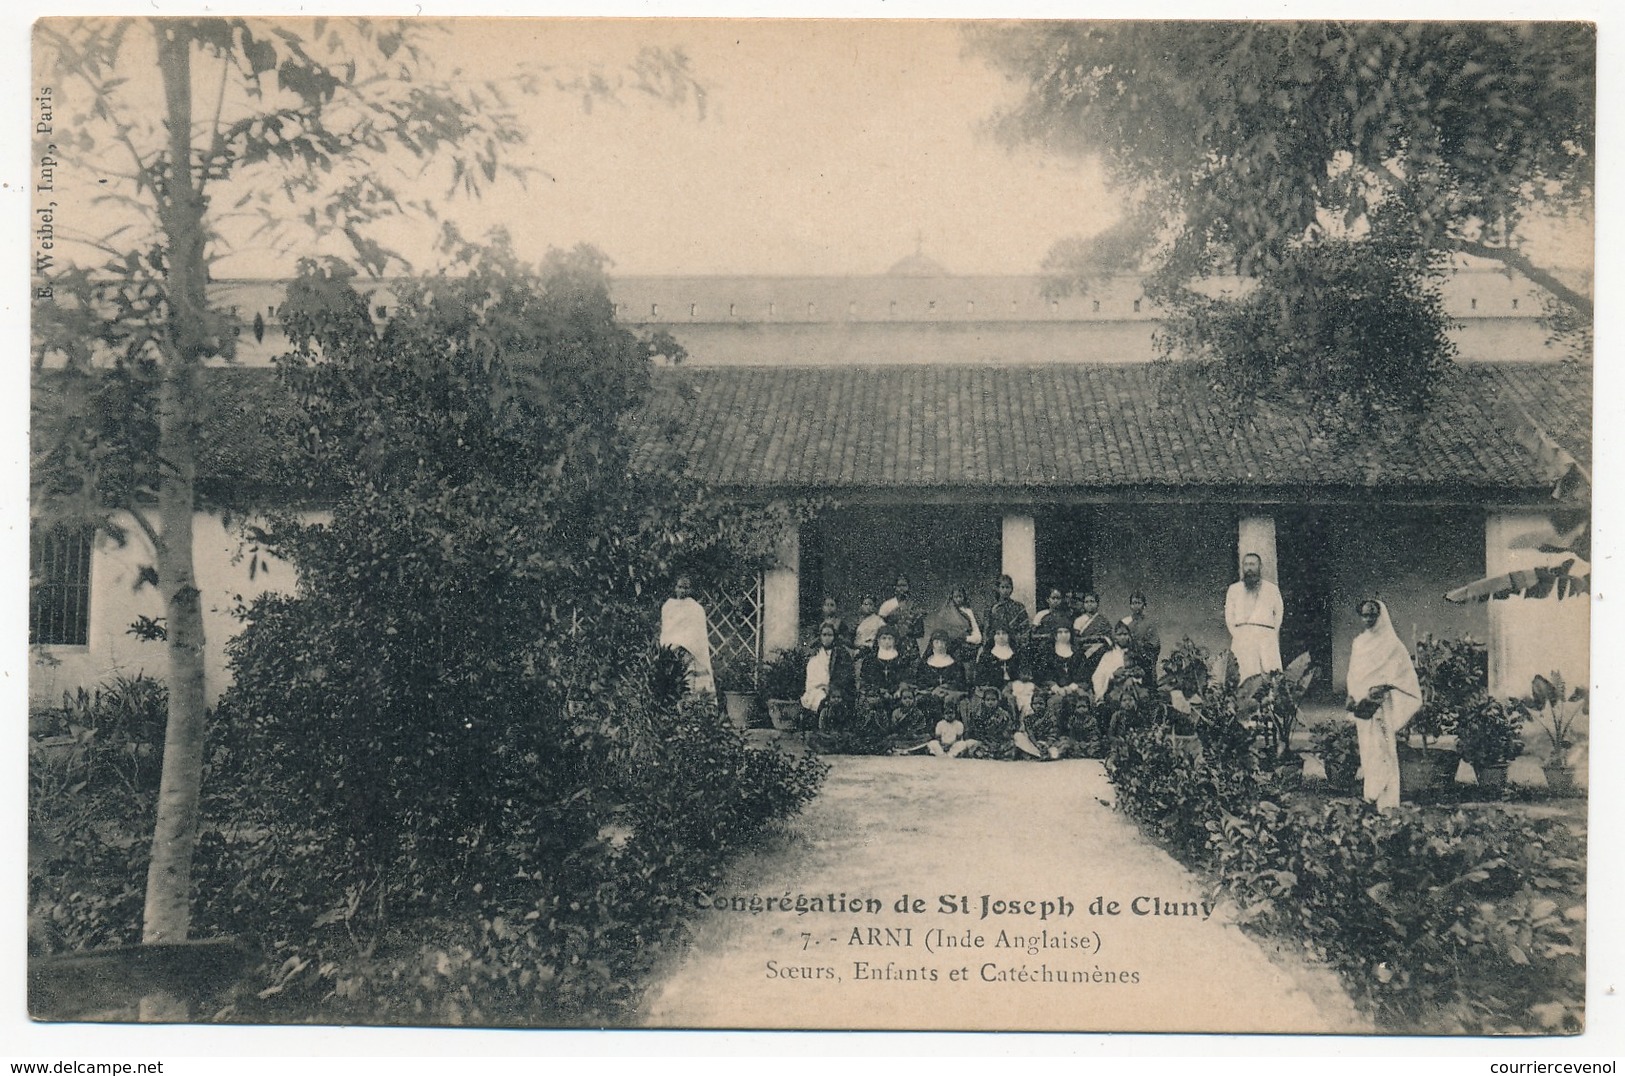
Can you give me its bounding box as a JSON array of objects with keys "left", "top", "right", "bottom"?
[
  {"left": 1345, "top": 599, "right": 1422, "bottom": 811},
  {"left": 659, "top": 575, "right": 714, "bottom": 695}
]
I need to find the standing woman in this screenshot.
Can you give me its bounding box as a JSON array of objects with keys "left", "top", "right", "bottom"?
[
  {"left": 659, "top": 575, "right": 714, "bottom": 695},
  {"left": 1346, "top": 599, "right": 1423, "bottom": 812}
]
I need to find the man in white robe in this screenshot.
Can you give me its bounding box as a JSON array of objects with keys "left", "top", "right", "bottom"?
[
  {"left": 659, "top": 575, "right": 714, "bottom": 694},
  {"left": 1225, "top": 553, "right": 1283, "bottom": 680}
]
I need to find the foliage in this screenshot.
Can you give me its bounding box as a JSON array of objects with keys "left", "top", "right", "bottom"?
[
  {"left": 977, "top": 21, "right": 1594, "bottom": 320},
  {"left": 1234, "top": 652, "right": 1316, "bottom": 761},
  {"left": 1446, "top": 509, "right": 1592, "bottom": 605},
  {"left": 976, "top": 22, "right": 1592, "bottom": 420},
  {"left": 1208, "top": 799, "right": 1585, "bottom": 1032},
  {"left": 1516, "top": 671, "right": 1588, "bottom": 757},
  {"left": 31, "top": 17, "right": 706, "bottom": 959},
  {"left": 206, "top": 650, "right": 825, "bottom": 1024},
  {"left": 1105, "top": 722, "right": 1273, "bottom": 864},
  {"left": 1151, "top": 221, "right": 1457, "bottom": 425},
  {"left": 758, "top": 647, "right": 809, "bottom": 703},
  {"left": 29, "top": 675, "right": 171, "bottom": 954},
  {"left": 713, "top": 650, "right": 758, "bottom": 696},
  {"left": 1411, "top": 635, "right": 1488, "bottom": 750},
  {"left": 1157, "top": 636, "right": 1213, "bottom": 699},
  {"left": 1454, "top": 698, "right": 1525, "bottom": 772},
  {"left": 1106, "top": 670, "right": 1586, "bottom": 1033},
  {"left": 1310, "top": 719, "right": 1362, "bottom": 786},
  {"left": 173, "top": 239, "right": 827, "bottom": 1024}
]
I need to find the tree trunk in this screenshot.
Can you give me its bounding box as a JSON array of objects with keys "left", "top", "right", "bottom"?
[{"left": 140, "top": 22, "right": 209, "bottom": 1022}]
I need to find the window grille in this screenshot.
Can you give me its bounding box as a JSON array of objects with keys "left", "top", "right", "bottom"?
[{"left": 30, "top": 524, "right": 92, "bottom": 646}]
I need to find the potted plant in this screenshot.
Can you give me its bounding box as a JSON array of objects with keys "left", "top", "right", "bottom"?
[
  {"left": 1455, "top": 697, "right": 1525, "bottom": 792},
  {"left": 713, "top": 650, "right": 758, "bottom": 729},
  {"left": 1157, "top": 637, "right": 1211, "bottom": 741},
  {"left": 1516, "top": 671, "right": 1586, "bottom": 795},
  {"left": 1235, "top": 651, "right": 1316, "bottom": 786},
  {"left": 1310, "top": 718, "right": 1362, "bottom": 792},
  {"left": 759, "top": 647, "right": 808, "bottom": 732},
  {"left": 1399, "top": 701, "right": 1461, "bottom": 797},
  {"left": 1405, "top": 635, "right": 1487, "bottom": 798}
]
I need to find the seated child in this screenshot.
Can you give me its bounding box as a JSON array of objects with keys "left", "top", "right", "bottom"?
[
  {"left": 889, "top": 681, "right": 929, "bottom": 740},
  {"left": 928, "top": 713, "right": 980, "bottom": 758}
]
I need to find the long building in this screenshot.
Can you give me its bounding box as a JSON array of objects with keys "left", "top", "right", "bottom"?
[{"left": 28, "top": 262, "right": 1590, "bottom": 703}]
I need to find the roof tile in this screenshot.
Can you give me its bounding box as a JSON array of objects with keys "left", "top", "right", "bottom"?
[{"left": 629, "top": 362, "right": 1589, "bottom": 495}]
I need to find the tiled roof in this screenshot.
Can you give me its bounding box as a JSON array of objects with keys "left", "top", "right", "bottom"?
[
  {"left": 629, "top": 362, "right": 1589, "bottom": 496},
  {"left": 1463, "top": 360, "right": 1592, "bottom": 474}
]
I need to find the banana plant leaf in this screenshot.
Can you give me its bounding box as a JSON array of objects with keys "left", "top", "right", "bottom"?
[{"left": 1445, "top": 559, "right": 1586, "bottom": 603}]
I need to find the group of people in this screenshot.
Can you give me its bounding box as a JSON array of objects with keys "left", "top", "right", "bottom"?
[
  {"left": 795, "top": 573, "right": 1182, "bottom": 758},
  {"left": 663, "top": 558, "right": 1420, "bottom": 805}
]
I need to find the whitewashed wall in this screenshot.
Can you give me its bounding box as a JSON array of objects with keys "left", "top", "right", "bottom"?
[{"left": 30, "top": 511, "right": 302, "bottom": 705}]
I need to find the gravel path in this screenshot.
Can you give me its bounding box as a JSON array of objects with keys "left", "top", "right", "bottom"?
[{"left": 641, "top": 755, "right": 1370, "bottom": 1033}]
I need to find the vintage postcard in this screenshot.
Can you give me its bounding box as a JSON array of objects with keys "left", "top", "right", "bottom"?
[{"left": 14, "top": 6, "right": 1605, "bottom": 1057}]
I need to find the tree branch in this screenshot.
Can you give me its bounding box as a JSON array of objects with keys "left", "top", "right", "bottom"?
[
  {"left": 124, "top": 499, "right": 162, "bottom": 558},
  {"left": 1448, "top": 237, "right": 1594, "bottom": 320}
]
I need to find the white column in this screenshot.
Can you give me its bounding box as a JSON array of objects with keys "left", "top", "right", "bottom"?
[
  {"left": 1238, "top": 516, "right": 1278, "bottom": 584},
  {"left": 761, "top": 524, "right": 800, "bottom": 655},
  {"left": 1485, "top": 511, "right": 1590, "bottom": 699},
  {"left": 1001, "top": 513, "right": 1037, "bottom": 614}
]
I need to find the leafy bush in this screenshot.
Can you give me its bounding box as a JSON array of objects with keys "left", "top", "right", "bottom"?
[
  {"left": 1516, "top": 670, "right": 1588, "bottom": 759},
  {"left": 1234, "top": 653, "right": 1316, "bottom": 761},
  {"left": 758, "top": 647, "right": 807, "bottom": 703},
  {"left": 1157, "top": 637, "right": 1212, "bottom": 698},
  {"left": 1455, "top": 698, "right": 1525, "bottom": 772},
  {"left": 1310, "top": 719, "right": 1362, "bottom": 786},
  {"left": 170, "top": 237, "right": 829, "bottom": 1025},
  {"left": 713, "top": 649, "right": 757, "bottom": 695},
  {"left": 1208, "top": 799, "right": 1584, "bottom": 1032},
  {"left": 203, "top": 656, "right": 824, "bottom": 1024},
  {"left": 1105, "top": 722, "right": 1272, "bottom": 863},
  {"left": 1106, "top": 672, "right": 1585, "bottom": 1033},
  {"left": 28, "top": 674, "right": 169, "bottom": 954},
  {"left": 1411, "top": 635, "right": 1488, "bottom": 748}
]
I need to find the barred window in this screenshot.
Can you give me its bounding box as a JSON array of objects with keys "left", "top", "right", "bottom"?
[{"left": 30, "top": 524, "right": 93, "bottom": 646}]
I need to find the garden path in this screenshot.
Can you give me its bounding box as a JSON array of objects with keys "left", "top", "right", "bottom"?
[{"left": 640, "top": 755, "right": 1370, "bottom": 1033}]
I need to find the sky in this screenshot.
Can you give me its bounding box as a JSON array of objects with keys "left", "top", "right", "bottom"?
[
  {"left": 28, "top": 15, "right": 1595, "bottom": 283},
  {"left": 33, "top": 18, "right": 1123, "bottom": 280},
  {"left": 419, "top": 20, "right": 1120, "bottom": 278}
]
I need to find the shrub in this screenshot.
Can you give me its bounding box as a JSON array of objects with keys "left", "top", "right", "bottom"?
[
  {"left": 713, "top": 649, "right": 758, "bottom": 696},
  {"left": 1208, "top": 799, "right": 1584, "bottom": 1032},
  {"left": 203, "top": 654, "right": 824, "bottom": 1025},
  {"left": 1516, "top": 670, "right": 1587, "bottom": 761},
  {"left": 1107, "top": 662, "right": 1585, "bottom": 1033},
  {"left": 1157, "top": 637, "right": 1213, "bottom": 699},
  {"left": 1455, "top": 698, "right": 1525, "bottom": 772},
  {"left": 1310, "top": 719, "right": 1362, "bottom": 786},
  {"left": 182, "top": 242, "right": 829, "bottom": 1024},
  {"left": 1105, "top": 721, "right": 1272, "bottom": 863},
  {"left": 758, "top": 647, "right": 807, "bottom": 704},
  {"left": 28, "top": 674, "right": 170, "bottom": 954},
  {"left": 1411, "top": 635, "right": 1489, "bottom": 749}
]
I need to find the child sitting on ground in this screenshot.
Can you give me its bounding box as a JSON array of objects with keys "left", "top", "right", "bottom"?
[
  {"left": 889, "top": 681, "right": 929, "bottom": 740},
  {"left": 928, "top": 712, "right": 980, "bottom": 758}
]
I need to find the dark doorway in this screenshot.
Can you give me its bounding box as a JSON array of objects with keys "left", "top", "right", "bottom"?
[
  {"left": 1036, "top": 506, "right": 1094, "bottom": 600},
  {"left": 1275, "top": 509, "right": 1336, "bottom": 699}
]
